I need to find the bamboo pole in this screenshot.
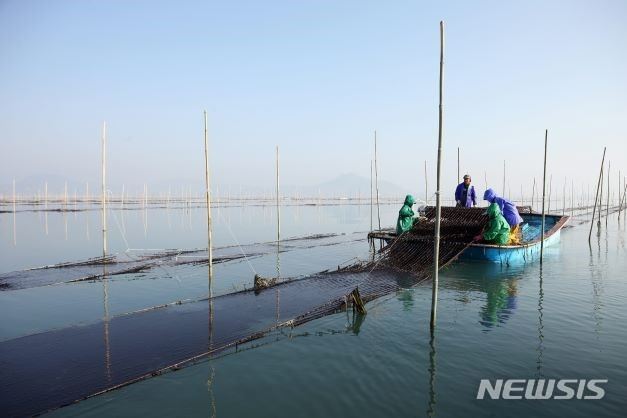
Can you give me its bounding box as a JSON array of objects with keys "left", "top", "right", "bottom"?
[
  {"left": 562, "top": 177, "right": 566, "bottom": 215},
  {"left": 102, "top": 121, "right": 107, "bottom": 259},
  {"left": 531, "top": 178, "right": 536, "bottom": 211},
  {"left": 619, "top": 182, "right": 627, "bottom": 220},
  {"left": 618, "top": 170, "right": 622, "bottom": 211},
  {"left": 276, "top": 145, "right": 280, "bottom": 242},
  {"left": 547, "top": 175, "right": 552, "bottom": 214},
  {"left": 588, "top": 147, "right": 606, "bottom": 242},
  {"left": 598, "top": 164, "right": 604, "bottom": 226},
  {"left": 374, "top": 131, "right": 381, "bottom": 231},
  {"left": 424, "top": 160, "right": 428, "bottom": 203},
  {"left": 503, "top": 160, "right": 506, "bottom": 197},
  {"left": 571, "top": 179, "right": 574, "bottom": 217},
  {"left": 457, "top": 147, "right": 460, "bottom": 184},
  {"left": 45, "top": 181, "right": 48, "bottom": 235},
  {"left": 606, "top": 160, "right": 610, "bottom": 225},
  {"left": 370, "top": 160, "right": 373, "bottom": 231},
  {"left": 203, "top": 111, "right": 213, "bottom": 288},
  {"left": 430, "top": 21, "right": 445, "bottom": 334},
  {"left": 540, "top": 130, "right": 548, "bottom": 263},
  {"left": 13, "top": 178, "right": 16, "bottom": 246}
]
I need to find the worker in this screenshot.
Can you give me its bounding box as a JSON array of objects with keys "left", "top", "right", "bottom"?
[
  {"left": 483, "top": 188, "right": 523, "bottom": 244},
  {"left": 455, "top": 174, "right": 477, "bottom": 207},
  {"left": 396, "top": 194, "right": 417, "bottom": 235},
  {"left": 473, "top": 202, "right": 510, "bottom": 245}
]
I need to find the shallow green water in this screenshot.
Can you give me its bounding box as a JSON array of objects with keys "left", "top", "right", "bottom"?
[{"left": 2, "top": 204, "right": 626, "bottom": 417}]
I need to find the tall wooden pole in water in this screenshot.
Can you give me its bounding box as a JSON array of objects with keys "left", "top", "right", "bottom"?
[
  {"left": 540, "top": 130, "right": 548, "bottom": 264},
  {"left": 606, "top": 161, "right": 610, "bottom": 225},
  {"left": 12, "top": 178, "right": 16, "bottom": 246},
  {"left": 618, "top": 170, "right": 621, "bottom": 212},
  {"left": 562, "top": 177, "right": 566, "bottom": 215},
  {"left": 203, "top": 111, "right": 213, "bottom": 288},
  {"left": 588, "top": 147, "right": 606, "bottom": 242},
  {"left": 457, "top": 147, "right": 460, "bottom": 184},
  {"left": 531, "top": 178, "right": 536, "bottom": 211},
  {"left": 430, "top": 21, "right": 445, "bottom": 334},
  {"left": 619, "top": 181, "right": 627, "bottom": 220},
  {"left": 101, "top": 121, "right": 107, "bottom": 259},
  {"left": 370, "top": 160, "right": 373, "bottom": 231},
  {"left": 276, "top": 145, "right": 280, "bottom": 242},
  {"left": 374, "top": 131, "right": 381, "bottom": 231},
  {"left": 503, "top": 160, "right": 506, "bottom": 197},
  {"left": 424, "top": 160, "right": 428, "bottom": 203}
]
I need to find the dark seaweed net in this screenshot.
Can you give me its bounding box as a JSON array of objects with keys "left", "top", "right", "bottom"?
[{"left": 0, "top": 207, "right": 488, "bottom": 417}]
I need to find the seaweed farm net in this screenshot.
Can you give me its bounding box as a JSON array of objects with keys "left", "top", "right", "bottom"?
[{"left": 0, "top": 207, "right": 488, "bottom": 416}]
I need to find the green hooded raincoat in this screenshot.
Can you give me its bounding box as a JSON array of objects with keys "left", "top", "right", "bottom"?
[
  {"left": 482, "top": 202, "right": 511, "bottom": 245},
  {"left": 396, "top": 195, "right": 416, "bottom": 235}
]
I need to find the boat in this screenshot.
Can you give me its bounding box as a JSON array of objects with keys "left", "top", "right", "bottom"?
[{"left": 368, "top": 207, "right": 570, "bottom": 265}]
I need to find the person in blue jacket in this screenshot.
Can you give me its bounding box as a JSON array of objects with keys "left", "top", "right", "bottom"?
[
  {"left": 455, "top": 174, "right": 477, "bottom": 207},
  {"left": 483, "top": 188, "right": 523, "bottom": 244}
]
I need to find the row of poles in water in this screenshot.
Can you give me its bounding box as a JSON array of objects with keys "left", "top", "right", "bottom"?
[{"left": 94, "top": 21, "right": 623, "bottom": 337}]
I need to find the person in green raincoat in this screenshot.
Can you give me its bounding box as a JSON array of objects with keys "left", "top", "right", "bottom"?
[
  {"left": 473, "top": 202, "right": 510, "bottom": 245},
  {"left": 396, "top": 194, "right": 417, "bottom": 235}
]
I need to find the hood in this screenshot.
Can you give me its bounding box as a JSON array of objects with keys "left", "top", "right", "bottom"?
[
  {"left": 487, "top": 202, "right": 501, "bottom": 219},
  {"left": 483, "top": 188, "right": 496, "bottom": 202},
  {"left": 404, "top": 194, "right": 416, "bottom": 205}
]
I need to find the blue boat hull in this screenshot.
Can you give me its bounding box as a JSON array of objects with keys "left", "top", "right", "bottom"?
[{"left": 459, "top": 213, "right": 567, "bottom": 264}]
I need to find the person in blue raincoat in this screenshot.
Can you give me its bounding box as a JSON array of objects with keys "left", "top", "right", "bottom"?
[
  {"left": 483, "top": 188, "right": 523, "bottom": 244},
  {"left": 396, "top": 194, "right": 417, "bottom": 235},
  {"left": 455, "top": 174, "right": 477, "bottom": 207}
]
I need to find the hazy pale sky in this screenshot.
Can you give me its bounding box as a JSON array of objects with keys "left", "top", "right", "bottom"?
[{"left": 1, "top": 0, "right": 626, "bottom": 198}]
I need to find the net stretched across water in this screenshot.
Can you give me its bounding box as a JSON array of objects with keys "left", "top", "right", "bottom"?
[{"left": 0, "top": 207, "right": 488, "bottom": 416}]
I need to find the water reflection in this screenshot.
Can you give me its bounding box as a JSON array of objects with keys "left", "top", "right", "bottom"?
[
  {"left": 102, "top": 263, "right": 112, "bottom": 383},
  {"left": 443, "top": 264, "right": 521, "bottom": 331},
  {"left": 276, "top": 240, "right": 281, "bottom": 324},
  {"left": 588, "top": 229, "right": 606, "bottom": 342},
  {"left": 206, "top": 364, "right": 217, "bottom": 418},
  {"left": 478, "top": 279, "right": 518, "bottom": 329},
  {"left": 536, "top": 266, "right": 544, "bottom": 378},
  {"left": 346, "top": 310, "right": 366, "bottom": 335},
  {"left": 425, "top": 334, "right": 437, "bottom": 417},
  {"left": 396, "top": 289, "right": 414, "bottom": 312}
]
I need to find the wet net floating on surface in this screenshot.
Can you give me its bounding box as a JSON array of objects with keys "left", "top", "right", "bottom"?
[{"left": 0, "top": 208, "right": 488, "bottom": 416}]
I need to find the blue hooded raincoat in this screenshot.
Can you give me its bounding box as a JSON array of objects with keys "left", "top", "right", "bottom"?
[{"left": 483, "top": 188, "right": 523, "bottom": 227}]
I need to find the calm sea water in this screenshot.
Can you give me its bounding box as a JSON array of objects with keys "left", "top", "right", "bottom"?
[{"left": 1, "top": 203, "right": 626, "bottom": 417}]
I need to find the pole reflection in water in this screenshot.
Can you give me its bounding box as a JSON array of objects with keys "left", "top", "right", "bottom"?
[
  {"left": 206, "top": 241, "right": 216, "bottom": 417},
  {"left": 86, "top": 210, "right": 90, "bottom": 240},
  {"left": 427, "top": 334, "right": 437, "bottom": 418},
  {"left": 276, "top": 239, "right": 281, "bottom": 324},
  {"left": 536, "top": 266, "right": 544, "bottom": 378},
  {"left": 13, "top": 181, "right": 17, "bottom": 246},
  {"left": 103, "top": 262, "right": 112, "bottom": 383},
  {"left": 589, "top": 229, "right": 606, "bottom": 341}
]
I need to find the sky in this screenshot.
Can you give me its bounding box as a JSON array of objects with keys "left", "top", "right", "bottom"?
[{"left": 1, "top": 0, "right": 626, "bottom": 200}]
